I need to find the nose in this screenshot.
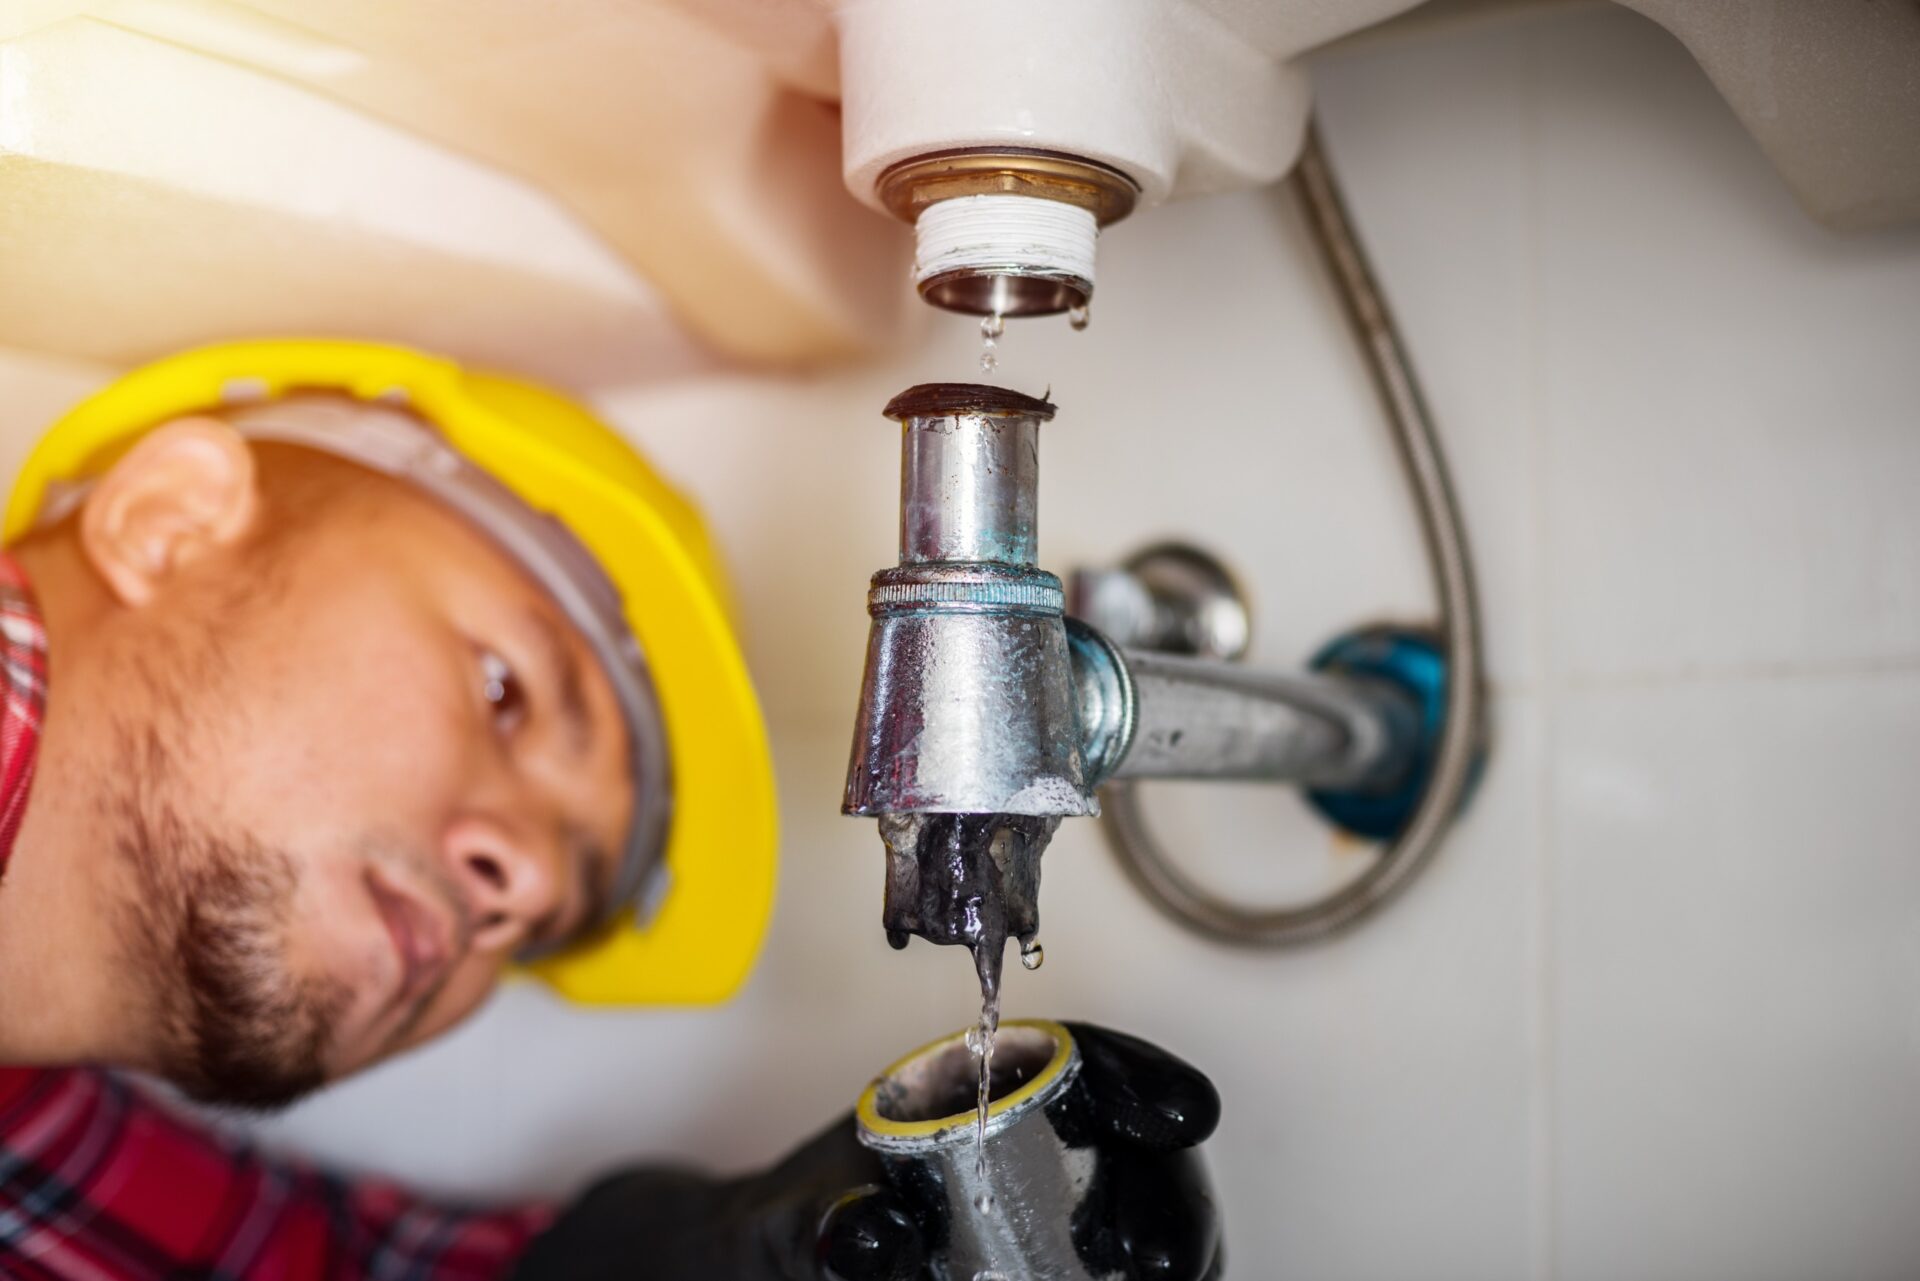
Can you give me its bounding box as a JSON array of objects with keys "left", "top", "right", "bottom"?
[{"left": 441, "top": 816, "right": 564, "bottom": 954}]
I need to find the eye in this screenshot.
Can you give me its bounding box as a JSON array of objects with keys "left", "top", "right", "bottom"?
[{"left": 479, "top": 649, "right": 528, "bottom": 733}]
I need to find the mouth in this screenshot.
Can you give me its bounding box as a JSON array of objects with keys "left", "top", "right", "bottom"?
[{"left": 365, "top": 869, "right": 454, "bottom": 1013}]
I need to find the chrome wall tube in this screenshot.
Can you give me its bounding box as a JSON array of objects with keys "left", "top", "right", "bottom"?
[
  {"left": 1099, "top": 121, "right": 1489, "bottom": 946},
  {"left": 1110, "top": 650, "right": 1419, "bottom": 790}
]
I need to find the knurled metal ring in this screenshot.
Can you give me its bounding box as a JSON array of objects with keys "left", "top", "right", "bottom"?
[
  {"left": 868, "top": 573, "right": 1065, "bottom": 615},
  {"left": 877, "top": 148, "right": 1141, "bottom": 227}
]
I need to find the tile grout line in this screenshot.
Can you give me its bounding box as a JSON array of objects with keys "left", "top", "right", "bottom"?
[
  {"left": 1557, "top": 652, "right": 1920, "bottom": 692},
  {"left": 1485, "top": 650, "right": 1920, "bottom": 704},
  {"left": 1522, "top": 20, "right": 1560, "bottom": 1281}
]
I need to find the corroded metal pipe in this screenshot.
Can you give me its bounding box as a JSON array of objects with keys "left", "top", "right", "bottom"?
[{"left": 844, "top": 385, "right": 1092, "bottom": 985}]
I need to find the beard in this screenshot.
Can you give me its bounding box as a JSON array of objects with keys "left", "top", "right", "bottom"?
[{"left": 110, "top": 728, "right": 350, "bottom": 1111}]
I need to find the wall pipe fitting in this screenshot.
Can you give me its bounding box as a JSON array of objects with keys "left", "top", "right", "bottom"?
[
  {"left": 1108, "top": 651, "right": 1417, "bottom": 790},
  {"left": 1058, "top": 619, "right": 1421, "bottom": 795}
]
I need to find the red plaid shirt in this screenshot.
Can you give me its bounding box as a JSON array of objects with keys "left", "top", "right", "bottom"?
[{"left": 0, "top": 554, "right": 552, "bottom": 1278}]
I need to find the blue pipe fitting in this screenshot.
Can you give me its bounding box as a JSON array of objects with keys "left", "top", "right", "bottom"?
[{"left": 1305, "top": 625, "right": 1483, "bottom": 842}]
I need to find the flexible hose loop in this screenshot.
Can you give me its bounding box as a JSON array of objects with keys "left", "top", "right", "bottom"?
[{"left": 1099, "top": 121, "right": 1489, "bottom": 946}]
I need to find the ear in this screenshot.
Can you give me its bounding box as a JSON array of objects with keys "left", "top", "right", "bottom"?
[{"left": 79, "top": 416, "right": 261, "bottom": 607}]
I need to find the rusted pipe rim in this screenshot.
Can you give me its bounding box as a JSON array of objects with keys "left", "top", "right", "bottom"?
[
  {"left": 884, "top": 382, "right": 1057, "bottom": 421},
  {"left": 877, "top": 148, "right": 1141, "bottom": 228}
]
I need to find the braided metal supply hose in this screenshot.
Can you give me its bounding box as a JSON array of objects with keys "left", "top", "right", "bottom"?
[{"left": 1101, "top": 121, "right": 1488, "bottom": 945}]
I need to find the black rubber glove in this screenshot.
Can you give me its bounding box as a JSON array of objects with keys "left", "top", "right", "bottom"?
[
  {"left": 510, "top": 1112, "right": 912, "bottom": 1281},
  {"left": 1052, "top": 1021, "right": 1225, "bottom": 1280},
  {"left": 511, "top": 1022, "right": 1222, "bottom": 1281}
]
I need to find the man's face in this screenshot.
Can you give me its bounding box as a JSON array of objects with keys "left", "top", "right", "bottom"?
[{"left": 79, "top": 430, "right": 635, "bottom": 1107}]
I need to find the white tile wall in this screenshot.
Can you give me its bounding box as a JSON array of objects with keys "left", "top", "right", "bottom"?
[
  {"left": 1553, "top": 674, "right": 1920, "bottom": 1280},
  {"left": 1, "top": 3, "right": 1917, "bottom": 1277},
  {"left": 1530, "top": 11, "right": 1920, "bottom": 684}
]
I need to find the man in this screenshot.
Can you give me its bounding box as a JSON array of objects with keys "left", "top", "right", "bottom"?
[{"left": 0, "top": 341, "right": 1222, "bottom": 1279}]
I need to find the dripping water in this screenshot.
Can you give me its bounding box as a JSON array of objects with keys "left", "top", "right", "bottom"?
[
  {"left": 875, "top": 812, "right": 1058, "bottom": 1232},
  {"left": 969, "top": 924, "right": 1004, "bottom": 1209},
  {"left": 980, "top": 312, "right": 1004, "bottom": 374}
]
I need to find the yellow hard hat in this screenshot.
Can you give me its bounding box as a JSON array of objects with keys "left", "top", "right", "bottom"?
[{"left": 4, "top": 338, "right": 777, "bottom": 1006}]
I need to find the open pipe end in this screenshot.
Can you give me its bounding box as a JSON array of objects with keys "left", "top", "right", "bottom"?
[{"left": 883, "top": 382, "right": 1056, "bottom": 422}]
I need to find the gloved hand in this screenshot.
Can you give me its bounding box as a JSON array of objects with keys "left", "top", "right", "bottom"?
[{"left": 511, "top": 1022, "right": 1223, "bottom": 1281}]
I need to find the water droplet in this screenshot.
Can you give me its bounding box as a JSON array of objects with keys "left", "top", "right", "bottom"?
[
  {"left": 886, "top": 929, "right": 910, "bottom": 951},
  {"left": 973, "top": 1190, "right": 996, "bottom": 1216},
  {"left": 1020, "top": 938, "right": 1045, "bottom": 970},
  {"left": 979, "top": 312, "right": 1005, "bottom": 374},
  {"left": 1068, "top": 303, "right": 1091, "bottom": 331}
]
